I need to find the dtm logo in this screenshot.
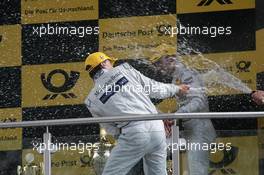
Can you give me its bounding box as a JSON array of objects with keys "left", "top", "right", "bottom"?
[
  {"left": 209, "top": 146, "right": 238, "bottom": 175},
  {"left": 41, "top": 69, "right": 80, "bottom": 100},
  {"left": 236, "top": 61, "right": 251, "bottom": 73},
  {"left": 198, "top": 0, "right": 233, "bottom": 6}
]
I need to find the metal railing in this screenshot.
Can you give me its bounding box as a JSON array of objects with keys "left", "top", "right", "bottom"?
[
  {"left": 0, "top": 112, "right": 264, "bottom": 128},
  {"left": 1, "top": 111, "right": 264, "bottom": 175}
]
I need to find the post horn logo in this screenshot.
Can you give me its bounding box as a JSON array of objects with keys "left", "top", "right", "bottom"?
[
  {"left": 80, "top": 154, "right": 92, "bottom": 167},
  {"left": 236, "top": 61, "right": 251, "bottom": 73},
  {"left": 198, "top": 0, "right": 233, "bottom": 6},
  {"left": 209, "top": 146, "right": 238, "bottom": 174},
  {"left": 41, "top": 69, "right": 80, "bottom": 100}
]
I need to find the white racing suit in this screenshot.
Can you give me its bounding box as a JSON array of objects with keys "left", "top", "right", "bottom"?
[
  {"left": 85, "top": 63, "right": 181, "bottom": 175},
  {"left": 171, "top": 59, "right": 216, "bottom": 175}
]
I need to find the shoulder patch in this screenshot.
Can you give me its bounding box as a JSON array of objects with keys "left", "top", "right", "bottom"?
[
  {"left": 99, "top": 76, "right": 129, "bottom": 104},
  {"left": 122, "top": 63, "right": 132, "bottom": 70}
]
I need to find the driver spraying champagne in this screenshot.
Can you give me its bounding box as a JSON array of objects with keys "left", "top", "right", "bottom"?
[
  {"left": 150, "top": 44, "right": 216, "bottom": 175},
  {"left": 84, "top": 52, "right": 189, "bottom": 175}
]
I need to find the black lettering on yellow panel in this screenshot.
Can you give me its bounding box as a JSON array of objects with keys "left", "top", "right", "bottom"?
[
  {"left": 21, "top": 0, "right": 98, "bottom": 24},
  {"left": 22, "top": 149, "right": 94, "bottom": 174},
  {"left": 99, "top": 15, "right": 176, "bottom": 59},
  {"left": 0, "top": 108, "right": 22, "bottom": 151}
]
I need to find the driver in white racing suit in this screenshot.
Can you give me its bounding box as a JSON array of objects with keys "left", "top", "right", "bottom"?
[
  {"left": 84, "top": 52, "right": 189, "bottom": 175},
  {"left": 151, "top": 44, "right": 216, "bottom": 175}
]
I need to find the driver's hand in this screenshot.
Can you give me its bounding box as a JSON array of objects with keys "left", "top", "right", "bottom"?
[
  {"left": 179, "top": 84, "right": 190, "bottom": 95},
  {"left": 163, "top": 120, "right": 175, "bottom": 138},
  {"left": 252, "top": 90, "right": 264, "bottom": 105}
]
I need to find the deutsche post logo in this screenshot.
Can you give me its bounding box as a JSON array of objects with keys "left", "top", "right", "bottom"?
[
  {"left": 197, "top": 0, "right": 233, "bottom": 6},
  {"left": 41, "top": 69, "right": 80, "bottom": 100},
  {"left": 236, "top": 61, "right": 251, "bottom": 73},
  {"left": 210, "top": 146, "right": 238, "bottom": 174}
]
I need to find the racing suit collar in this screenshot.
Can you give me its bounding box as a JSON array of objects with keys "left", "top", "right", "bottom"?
[{"left": 94, "top": 69, "right": 110, "bottom": 81}]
